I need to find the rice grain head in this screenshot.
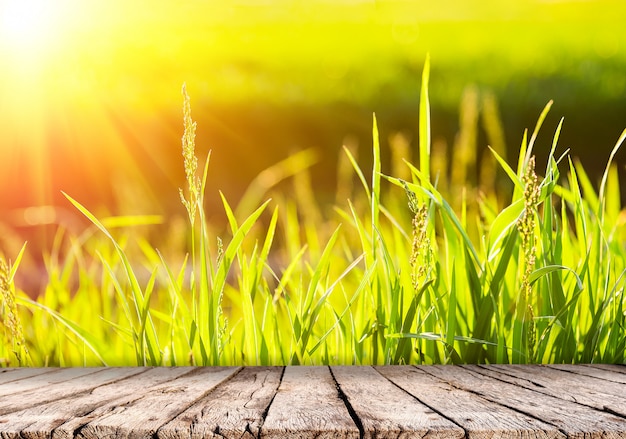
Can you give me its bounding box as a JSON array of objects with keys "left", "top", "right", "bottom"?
[
  {"left": 179, "top": 83, "right": 201, "bottom": 225},
  {"left": 403, "top": 181, "right": 431, "bottom": 290},
  {"left": 517, "top": 156, "right": 540, "bottom": 362},
  {"left": 0, "top": 256, "right": 29, "bottom": 366}
]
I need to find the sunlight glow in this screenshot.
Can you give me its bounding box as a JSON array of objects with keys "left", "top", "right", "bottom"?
[
  {"left": 1, "top": 0, "right": 61, "bottom": 53},
  {"left": 0, "top": 0, "right": 623, "bottom": 228}
]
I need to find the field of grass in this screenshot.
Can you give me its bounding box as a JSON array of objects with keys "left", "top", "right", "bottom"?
[{"left": 2, "top": 60, "right": 625, "bottom": 367}]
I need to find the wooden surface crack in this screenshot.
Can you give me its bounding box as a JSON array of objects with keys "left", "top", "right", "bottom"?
[
  {"left": 375, "top": 366, "right": 470, "bottom": 439},
  {"left": 257, "top": 366, "right": 285, "bottom": 428},
  {"left": 329, "top": 365, "right": 365, "bottom": 439}
]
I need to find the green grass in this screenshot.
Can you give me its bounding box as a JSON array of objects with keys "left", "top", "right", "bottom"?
[{"left": 2, "top": 61, "right": 626, "bottom": 366}]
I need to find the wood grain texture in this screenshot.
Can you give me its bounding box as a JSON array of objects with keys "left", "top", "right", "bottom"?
[
  {"left": 0, "top": 368, "right": 54, "bottom": 384},
  {"left": 0, "top": 368, "right": 144, "bottom": 416},
  {"left": 73, "top": 367, "right": 239, "bottom": 439},
  {"left": 0, "top": 368, "right": 99, "bottom": 398},
  {"left": 441, "top": 365, "right": 626, "bottom": 439},
  {"left": 332, "top": 366, "right": 464, "bottom": 439},
  {"left": 261, "top": 366, "right": 360, "bottom": 439},
  {"left": 379, "top": 365, "right": 563, "bottom": 439},
  {"left": 585, "top": 364, "right": 626, "bottom": 374},
  {"left": 1, "top": 365, "right": 626, "bottom": 439},
  {"left": 481, "top": 364, "right": 626, "bottom": 416},
  {"left": 158, "top": 366, "right": 283, "bottom": 439},
  {"left": 0, "top": 367, "right": 196, "bottom": 439},
  {"left": 547, "top": 363, "right": 626, "bottom": 384}
]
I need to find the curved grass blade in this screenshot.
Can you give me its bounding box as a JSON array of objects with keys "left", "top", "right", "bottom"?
[
  {"left": 64, "top": 192, "right": 161, "bottom": 365},
  {"left": 598, "top": 128, "right": 626, "bottom": 217}
]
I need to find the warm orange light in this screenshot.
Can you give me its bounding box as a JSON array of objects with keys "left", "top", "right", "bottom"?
[{"left": 0, "top": 0, "right": 110, "bottom": 212}]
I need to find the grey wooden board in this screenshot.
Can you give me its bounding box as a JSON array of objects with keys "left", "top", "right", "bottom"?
[
  {"left": 1, "top": 365, "right": 626, "bottom": 439},
  {"left": 158, "top": 366, "right": 283, "bottom": 439},
  {"left": 75, "top": 367, "right": 239, "bottom": 439},
  {"left": 0, "top": 367, "right": 56, "bottom": 384},
  {"left": 0, "top": 367, "right": 195, "bottom": 439},
  {"left": 547, "top": 363, "right": 626, "bottom": 384},
  {"left": 481, "top": 364, "right": 626, "bottom": 416},
  {"left": 0, "top": 368, "right": 100, "bottom": 398},
  {"left": 451, "top": 365, "right": 626, "bottom": 438},
  {"left": 332, "top": 366, "right": 464, "bottom": 439},
  {"left": 586, "top": 363, "right": 626, "bottom": 374},
  {"left": 489, "top": 364, "right": 626, "bottom": 397},
  {"left": 262, "top": 366, "right": 360, "bottom": 439},
  {"left": 378, "top": 365, "right": 564, "bottom": 439},
  {"left": 0, "top": 367, "right": 144, "bottom": 416}
]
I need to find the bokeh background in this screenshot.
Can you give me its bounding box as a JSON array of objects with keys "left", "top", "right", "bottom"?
[{"left": 1, "top": 0, "right": 625, "bottom": 288}]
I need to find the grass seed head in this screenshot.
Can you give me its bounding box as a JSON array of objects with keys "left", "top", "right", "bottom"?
[
  {"left": 180, "top": 83, "right": 201, "bottom": 224},
  {"left": 518, "top": 156, "right": 539, "bottom": 274},
  {"left": 402, "top": 180, "right": 420, "bottom": 216},
  {"left": 0, "top": 256, "right": 29, "bottom": 366},
  {"left": 403, "top": 181, "right": 431, "bottom": 290},
  {"left": 517, "top": 156, "right": 540, "bottom": 362},
  {"left": 216, "top": 236, "right": 224, "bottom": 268}
]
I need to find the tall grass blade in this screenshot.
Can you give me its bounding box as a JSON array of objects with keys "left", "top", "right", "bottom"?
[
  {"left": 598, "top": 128, "right": 626, "bottom": 218},
  {"left": 6, "top": 242, "right": 27, "bottom": 284},
  {"left": 419, "top": 53, "right": 431, "bottom": 184},
  {"left": 525, "top": 100, "right": 553, "bottom": 165},
  {"left": 372, "top": 113, "right": 381, "bottom": 258}
]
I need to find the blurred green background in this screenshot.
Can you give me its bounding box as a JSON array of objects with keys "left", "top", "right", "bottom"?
[{"left": 1, "top": 0, "right": 625, "bottom": 258}]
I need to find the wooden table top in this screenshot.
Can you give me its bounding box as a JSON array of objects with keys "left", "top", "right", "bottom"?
[{"left": 1, "top": 364, "right": 625, "bottom": 438}]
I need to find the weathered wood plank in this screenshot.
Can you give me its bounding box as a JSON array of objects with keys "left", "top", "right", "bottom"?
[
  {"left": 261, "top": 366, "right": 360, "bottom": 439},
  {"left": 442, "top": 365, "right": 626, "bottom": 438},
  {"left": 378, "top": 365, "right": 562, "bottom": 439},
  {"left": 585, "top": 363, "right": 626, "bottom": 374},
  {"left": 0, "top": 367, "right": 196, "bottom": 439},
  {"left": 158, "top": 366, "right": 283, "bottom": 439},
  {"left": 1, "top": 365, "right": 625, "bottom": 439},
  {"left": 0, "top": 368, "right": 100, "bottom": 398},
  {"left": 481, "top": 364, "right": 626, "bottom": 416},
  {"left": 0, "top": 367, "right": 56, "bottom": 384},
  {"left": 74, "top": 367, "right": 239, "bottom": 439},
  {"left": 547, "top": 363, "right": 626, "bottom": 384},
  {"left": 490, "top": 364, "right": 626, "bottom": 397},
  {"left": 332, "top": 366, "right": 464, "bottom": 439},
  {"left": 0, "top": 368, "right": 145, "bottom": 416}
]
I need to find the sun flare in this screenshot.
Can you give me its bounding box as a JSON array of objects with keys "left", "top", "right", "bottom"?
[{"left": 0, "top": 0, "right": 62, "bottom": 53}]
